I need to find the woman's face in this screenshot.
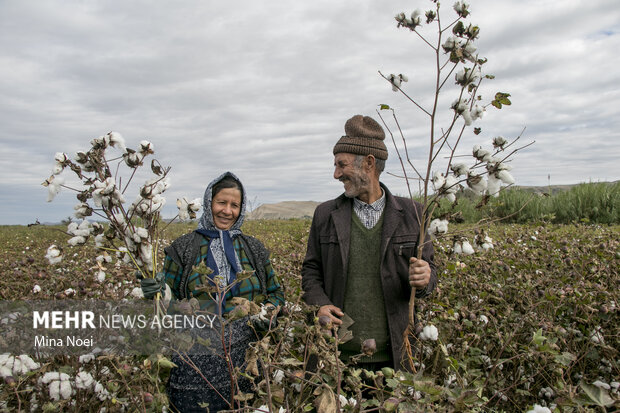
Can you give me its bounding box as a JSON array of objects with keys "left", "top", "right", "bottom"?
[{"left": 211, "top": 187, "right": 242, "bottom": 230}]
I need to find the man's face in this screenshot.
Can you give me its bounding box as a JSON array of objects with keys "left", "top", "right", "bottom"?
[{"left": 333, "top": 153, "right": 370, "bottom": 198}]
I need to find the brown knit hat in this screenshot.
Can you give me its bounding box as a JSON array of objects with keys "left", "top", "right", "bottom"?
[{"left": 333, "top": 115, "right": 388, "bottom": 160}]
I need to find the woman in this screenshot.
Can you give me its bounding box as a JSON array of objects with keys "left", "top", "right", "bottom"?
[{"left": 146, "top": 172, "right": 284, "bottom": 412}]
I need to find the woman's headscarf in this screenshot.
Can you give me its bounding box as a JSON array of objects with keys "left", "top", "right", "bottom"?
[{"left": 195, "top": 172, "right": 247, "bottom": 313}]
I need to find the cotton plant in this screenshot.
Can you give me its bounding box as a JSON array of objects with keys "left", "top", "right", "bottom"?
[
  {"left": 0, "top": 354, "right": 40, "bottom": 379},
  {"left": 39, "top": 371, "right": 73, "bottom": 401},
  {"left": 42, "top": 132, "right": 198, "bottom": 315},
  {"left": 377, "top": 0, "right": 534, "bottom": 370}
]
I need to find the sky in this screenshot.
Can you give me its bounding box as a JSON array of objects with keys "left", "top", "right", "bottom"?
[{"left": 1, "top": 0, "right": 619, "bottom": 225}]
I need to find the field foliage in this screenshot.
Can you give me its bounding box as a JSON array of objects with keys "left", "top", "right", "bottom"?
[
  {"left": 0, "top": 219, "right": 618, "bottom": 412},
  {"left": 432, "top": 182, "right": 620, "bottom": 225}
]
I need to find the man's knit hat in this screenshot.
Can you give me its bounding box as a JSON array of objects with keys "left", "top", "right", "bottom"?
[{"left": 333, "top": 115, "right": 388, "bottom": 160}]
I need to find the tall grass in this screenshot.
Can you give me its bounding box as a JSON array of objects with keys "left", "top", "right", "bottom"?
[{"left": 430, "top": 182, "right": 619, "bottom": 224}]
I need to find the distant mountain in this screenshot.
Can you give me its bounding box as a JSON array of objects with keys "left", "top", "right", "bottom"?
[{"left": 247, "top": 201, "right": 321, "bottom": 220}]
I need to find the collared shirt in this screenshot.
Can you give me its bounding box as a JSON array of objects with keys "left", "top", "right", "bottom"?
[{"left": 353, "top": 190, "right": 386, "bottom": 229}]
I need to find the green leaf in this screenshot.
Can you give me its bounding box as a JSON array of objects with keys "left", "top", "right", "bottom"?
[
  {"left": 414, "top": 380, "right": 444, "bottom": 396},
  {"left": 493, "top": 92, "right": 512, "bottom": 107},
  {"left": 379, "top": 104, "right": 391, "bottom": 110},
  {"left": 281, "top": 357, "right": 304, "bottom": 366},
  {"left": 554, "top": 351, "right": 576, "bottom": 367},
  {"left": 156, "top": 356, "right": 178, "bottom": 370},
  {"left": 386, "top": 378, "right": 400, "bottom": 388},
  {"left": 532, "top": 328, "right": 546, "bottom": 346},
  {"left": 193, "top": 261, "right": 214, "bottom": 275},
  {"left": 579, "top": 382, "right": 615, "bottom": 407},
  {"left": 233, "top": 392, "right": 254, "bottom": 402},
  {"left": 362, "top": 399, "right": 380, "bottom": 408}
]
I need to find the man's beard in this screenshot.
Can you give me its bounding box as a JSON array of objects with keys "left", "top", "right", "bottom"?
[{"left": 341, "top": 169, "right": 370, "bottom": 198}]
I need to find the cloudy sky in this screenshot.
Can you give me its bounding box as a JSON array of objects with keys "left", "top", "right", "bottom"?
[{"left": 1, "top": 0, "right": 619, "bottom": 225}]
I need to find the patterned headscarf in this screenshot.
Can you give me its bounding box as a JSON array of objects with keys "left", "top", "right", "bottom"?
[{"left": 195, "top": 172, "right": 247, "bottom": 313}]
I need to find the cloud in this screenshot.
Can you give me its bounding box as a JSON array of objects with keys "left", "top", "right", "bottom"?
[{"left": 0, "top": 0, "right": 619, "bottom": 224}]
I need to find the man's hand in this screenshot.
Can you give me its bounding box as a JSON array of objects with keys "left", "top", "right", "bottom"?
[
  {"left": 317, "top": 304, "right": 344, "bottom": 326},
  {"left": 409, "top": 257, "right": 431, "bottom": 289}
]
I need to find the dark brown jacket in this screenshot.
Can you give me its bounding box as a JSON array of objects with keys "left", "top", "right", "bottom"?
[{"left": 301, "top": 184, "right": 437, "bottom": 370}]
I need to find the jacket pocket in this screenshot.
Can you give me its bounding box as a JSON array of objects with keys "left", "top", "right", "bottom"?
[{"left": 394, "top": 242, "right": 417, "bottom": 259}]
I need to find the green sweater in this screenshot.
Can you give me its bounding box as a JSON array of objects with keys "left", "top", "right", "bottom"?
[{"left": 340, "top": 212, "right": 391, "bottom": 363}]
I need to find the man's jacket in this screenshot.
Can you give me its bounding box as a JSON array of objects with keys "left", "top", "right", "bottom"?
[{"left": 301, "top": 184, "right": 437, "bottom": 370}]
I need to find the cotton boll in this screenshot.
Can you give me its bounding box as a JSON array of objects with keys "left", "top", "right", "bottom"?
[
  {"left": 96, "top": 270, "right": 106, "bottom": 283},
  {"left": 432, "top": 171, "right": 446, "bottom": 190},
  {"left": 33, "top": 284, "right": 42, "bottom": 294},
  {"left": 94, "top": 381, "right": 111, "bottom": 401},
  {"left": 130, "top": 287, "right": 144, "bottom": 299},
  {"left": 419, "top": 325, "right": 439, "bottom": 341},
  {"left": 389, "top": 74, "right": 402, "bottom": 92},
  {"left": 133, "top": 227, "right": 149, "bottom": 243},
  {"left": 45, "top": 176, "right": 64, "bottom": 202},
  {"left": 52, "top": 163, "right": 64, "bottom": 175},
  {"left": 68, "top": 236, "right": 87, "bottom": 246},
  {"left": 467, "top": 174, "right": 487, "bottom": 195},
  {"left": 451, "top": 98, "right": 468, "bottom": 115},
  {"left": 40, "top": 372, "right": 70, "bottom": 384},
  {"left": 444, "top": 174, "right": 459, "bottom": 193},
  {"left": 67, "top": 222, "right": 78, "bottom": 234},
  {"left": 453, "top": 242, "right": 463, "bottom": 254},
  {"left": 273, "top": 369, "right": 285, "bottom": 384},
  {"left": 107, "top": 132, "right": 126, "bottom": 153},
  {"left": 590, "top": 328, "right": 604, "bottom": 344},
  {"left": 451, "top": 163, "right": 470, "bottom": 177},
  {"left": 45, "top": 245, "right": 63, "bottom": 265},
  {"left": 473, "top": 145, "right": 492, "bottom": 162},
  {"left": 481, "top": 237, "right": 493, "bottom": 251},
  {"left": 49, "top": 379, "right": 73, "bottom": 400},
  {"left": 410, "top": 9, "right": 422, "bottom": 26},
  {"left": 463, "top": 42, "right": 477, "bottom": 61},
  {"left": 497, "top": 170, "right": 515, "bottom": 185},
  {"left": 487, "top": 175, "right": 501, "bottom": 197},
  {"left": 75, "top": 371, "right": 94, "bottom": 390},
  {"left": 140, "top": 242, "right": 153, "bottom": 263},
  {"left": 442, "top": 36, "right": 458, "bottom": 52},
  {"left": 54, "top": 152, "right": 69, "bottom": 164},
  {"left": 74, "top": 203, "right": 93, "bottom": 219},
  {"left": 139, "top": 140, "right": 154, "bottom": 155},
  {"left": 471, "top": 105, "right": 485, "bottom": 121},
  {"left": 461, "top": 241, "right": 475, "bottom": 255},
  {"left": 526, "top": 404, "right": 551, "bottom": 413},
  {"left": 123, "top": 151, "right": 143, "bottom": 168},
  {"left": 428, "top": 219, "right": 448, "bottom": 236},
  {"left": 79, "top": 354, "right": 95, "bottom": 364},
  {"left": 94, "top": 234, "right": 105, "bottom": 248}
]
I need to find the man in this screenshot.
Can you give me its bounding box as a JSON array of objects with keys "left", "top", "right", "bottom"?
[{"left": 301, "top": 114, "right": 437, "bottom": 371}]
